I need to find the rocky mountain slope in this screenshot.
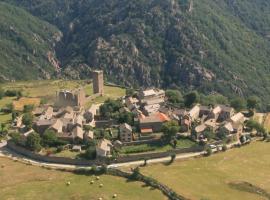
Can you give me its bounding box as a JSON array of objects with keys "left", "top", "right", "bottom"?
[
  {"left": 1, "top": 0, "right": 270, "bottom": 100},
  {"left": 0, "top": 2, "right": 62, "bottom": 81}
]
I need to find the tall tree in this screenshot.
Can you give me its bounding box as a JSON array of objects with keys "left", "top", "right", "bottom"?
[
  {"left": 26, "top": 133, "right": 42, "bottom": 152},
  {"left": 184, "top": 91, "right": 199, "bottom": 108},
  {"left": 247, "top": 96, "right": 261, "bottom": 110},
  {"left": 162, "top": 121, "right": 180, "bottom": 141}
]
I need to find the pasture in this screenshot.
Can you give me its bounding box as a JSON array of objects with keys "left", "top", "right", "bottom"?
[
  {"left": 141, "top": 142, "right": 270, "bottom": 200},
  {"left": 0, "top": 157, "right": 166, "bottom": 200}
]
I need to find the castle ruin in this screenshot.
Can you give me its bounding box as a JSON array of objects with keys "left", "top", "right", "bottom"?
[
  {"left": 93, "top": 70, "right": 104, "bottom": 95},
  {"left": 56, "top": 88, "right": 85, "bottom": 107}
]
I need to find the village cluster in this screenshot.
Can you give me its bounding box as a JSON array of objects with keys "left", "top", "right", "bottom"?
[{"left": 12, "top": 70, "right": 250, "bottom": 159}]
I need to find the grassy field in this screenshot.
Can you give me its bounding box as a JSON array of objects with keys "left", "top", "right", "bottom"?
[
  {"left": 141, "top": 142, "right": 270, "bottom": 200},
  {"left": 0, "top": 157, "right": 166, "bottom": 200},
  {"left": 120, "top": 139, "right": 196, "bottom": 155},
  {"left": 0, "top": 97, "right": 15, "bottom": 124},
  {"left": 0, "top": 80, "right": 125, "bottom": 104},
  {"left": 0, "top": 80, "right": 125, "bottom": 123}
]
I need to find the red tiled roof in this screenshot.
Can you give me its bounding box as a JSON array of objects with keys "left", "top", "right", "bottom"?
[
  {"left": 141, "top": 128, "right": 153, "bottom": 134},
  {"left": 157, "top": 112, "right": 170, "bottom": 122}
]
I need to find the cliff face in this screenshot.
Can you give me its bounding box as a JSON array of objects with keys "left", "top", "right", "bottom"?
[{"left": 1, "top": 0, "right": 270, "bottom": 100}]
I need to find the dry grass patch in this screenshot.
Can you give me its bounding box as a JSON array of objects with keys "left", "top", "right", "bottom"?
[
  {"left": 13, "top": 97, "right": 41, "bottom": 111},
  {"left": 141, "top": 142, "right": 270, "bottom": 200}
]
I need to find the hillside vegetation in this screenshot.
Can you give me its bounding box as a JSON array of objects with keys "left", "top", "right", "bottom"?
[
  {"left": 1, "top": 0, "right": 270, "bottom": 101},
  {"left": 0, "top": 2, "right": 61, "bottom": 81}
]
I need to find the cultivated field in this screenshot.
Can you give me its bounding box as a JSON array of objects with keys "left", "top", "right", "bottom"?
[
  {"left": 13, "top": 97, "right": 41, "bottom": 111},
  {"left": 0, "top": 157, "right": 166, "bottom": 200},
  {"left": 141, "top": 142, "right": 270, "bottom": 200}
]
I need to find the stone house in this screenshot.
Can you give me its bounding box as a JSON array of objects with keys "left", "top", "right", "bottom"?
[
  {"left": 48, "top": 119, "right": 63, "bottom": 133},
  {"left": 84, "top": 130, "right": 94, "bottom": 142},
  {"left": 125, "top": 97, "right": 139, "bottom": 110},
  {"left": 139, "top": 112, "right": 170, "bottom": 134},
  {"left": 96, "top": 139, "right": 113, "bottom": 157},
  {"left": 72, "top": 126, "right": 84, "bottom": 143},
  {"left": 229, "top": 112, "right": 245, "bottom": 125},
  {"left": 188, "top": 104, "right": 200, "bottom": 121},
  {"left": 138, "top": 89, "right": 165, "bottom": 105},
  {"left": 199, "top": 105, "right": 212, "bottom": 118},
  {"left": 218, "top": 106, "right": 235, "bottom": 122},
  {"left": 119, "top": 123, "right": 133, "bottom": 142}
]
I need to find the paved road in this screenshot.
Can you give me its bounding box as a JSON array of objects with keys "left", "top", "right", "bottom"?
[
  {"left": 0, "top": 139, "right": 245, "bottom": 170},
  {"left": 0, "top": 140, "right": 205, "bottom": 170}
]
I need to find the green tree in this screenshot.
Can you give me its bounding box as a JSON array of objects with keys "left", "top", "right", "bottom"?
[
  {"left": 200, "top": 94, "right": 228, "bottom": 106},
  {"left": 22, "top": 113, "right": 34, "bottom": 130},
  {"left": 10, "top": 132, "right": 22, "bottom": 145},
  {"left": 217, "top": 128, "right": 228, "bottom": 140},
  {"left": 162, "top": 121, "right": 180, "bottom": 141},
  {"left": 126, "top": 88, "right": 135, "bottom": 97},
  {"left": 166, "top": 90, "right": 183, "bottom": 104},
  {"left": 203, "top": 128, "right": 215, "bottom": 140},
  {"left": 0, "top": 123, "right": 7, "bottom": 136},
  {"left": 42, "top": 130, "right": 58, "bottom": 147},
  {"left": 100, "top": 99, "right": 122, "bottom": 119},
  {"left": 23, "top": 104, "right": 34, "bottom": 113},
  {"left": 26, "top": 133, "right": 42, "bottom": 151},
  {"left": 118, "top": 112, "right": 135, "bottom": 125},
  {"left": 3, "top": 103, "right": 14, "bottom": 113},
  {"left": 205, "top": 146, "right": 212, "bottom": 156},
  {"left": 184, "top": 91, "right": 199, "bottom": 108},
  {"left": 230, "top": 97, "right": 246, "bottom": 111},
  {"left": 245, "top": 120, "right": 266, "bottom": 134},
  {"left": 247, "top": 96, "right": 261, "bottom": 110},
  {"left": 84, "top": 146, "right": 96, "bottom": 159},
  {"left": 0, "top": 87, "right": 4, "bottom": 99}
]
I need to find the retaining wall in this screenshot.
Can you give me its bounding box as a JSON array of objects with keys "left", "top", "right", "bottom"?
[{"left": 7, "top": 141, "right": 203, "bottom": 166}]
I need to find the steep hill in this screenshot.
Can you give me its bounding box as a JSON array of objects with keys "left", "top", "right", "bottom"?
[
  {"left": 0, "top": 2, "right": 61, "bottom": 81},
  {"left": 1, "top": 0, "right": 270, "bottom": 101}
]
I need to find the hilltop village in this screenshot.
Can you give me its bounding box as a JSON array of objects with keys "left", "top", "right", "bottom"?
[{"left": 6, "top": 71, "right": 266, "bottom": 161}]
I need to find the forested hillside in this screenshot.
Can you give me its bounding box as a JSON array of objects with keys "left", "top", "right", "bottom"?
[
  {"left": 1, "top": 0, "right": 270, "bottom": 101},
  {"left": 0, "top": 2, "right": 61, "bottom": 80}
]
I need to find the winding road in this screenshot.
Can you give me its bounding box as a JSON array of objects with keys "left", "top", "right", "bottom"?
[{"left": 0, "top": 140, "right": 205, "bottom": 170}]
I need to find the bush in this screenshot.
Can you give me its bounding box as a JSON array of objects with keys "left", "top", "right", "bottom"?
[
  {"left": 84, "top": 146, "right": 96, "bottom": 160},
  {"left": 222, "top": 144, "right": 228, "bottom": 152},
  {"left": 25, "top": 133, "right": 42, "bottom": 152},
  {"left": 170, "top": 153, "right": 176, "bottom": 163},
  {"left": 56, "top": 146, "right": 64, "bottom": 153},
  {"left": 10, "top": 132, "right": 24, "bottom": 145},
  {"left": 22, "top": 113, "right": 34, "bottom": 130},
  {"left": 5, "top": 90, "right": 18, "bottom": 97},
  {"left": 205, "top": 147, "right": 212, "bottom": 156},
  {"left": 23, "top": 104, "right": 34, "bottom": 113},
  {"left": 0, "top": 88, "right": 4, "bottom": 99},
  {"left": 42, "top": 130, "right": 58, "bottom": 147}
]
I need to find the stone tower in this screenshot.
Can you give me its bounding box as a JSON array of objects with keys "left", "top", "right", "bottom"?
[{"left": 92, "top": 70, "right": 104, "bottom": 95}]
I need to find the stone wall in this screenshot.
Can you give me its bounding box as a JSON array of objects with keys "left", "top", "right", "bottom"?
[{"left": 7, "top": 141, "right": 203, "bottom": 165}]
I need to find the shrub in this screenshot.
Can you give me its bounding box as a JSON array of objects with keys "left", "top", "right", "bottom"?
[
  {"left": 205, "top": 147, "right": 212, "bottom": 156},
  {"left": 25, "top": 133, "right": 42, "bottom": 152},
  {"left": 170, "top": 153, "right": 176, "bottom": 163},
  {"left": 22, "top": 113, "right": 34, "bottom": 130},
  {"left": 42, "top": 130, "right": 58, "bottom": 147},
  {"left": 222, "top": 144, "right": 228, "bottom": 152},
  {"left": 56, "top": 146, "right": 64, "bottom": 153},
  {"left": 23, "top": 104, "right": 34, "bottom": 113},
  {"left": 5, "top": 90, "right": 18, "bottom": 97},
  {"left": 84, "top": 146, "right": 96, "bottom": 160},
  {"left": 10, "top": 132, "right": 24, "bottom": 145}
]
